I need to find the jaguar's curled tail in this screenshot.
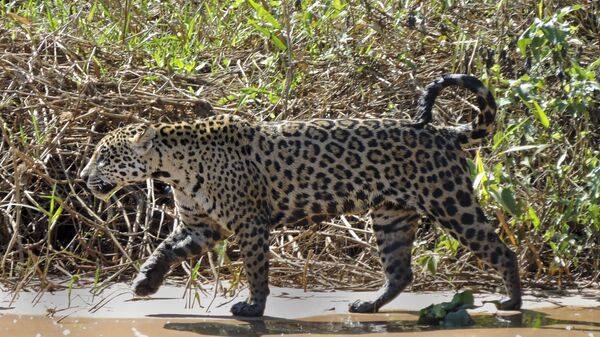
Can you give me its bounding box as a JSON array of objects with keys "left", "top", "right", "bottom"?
[{"left": 413, "top": 74, "right": 497, "bottom": 145}]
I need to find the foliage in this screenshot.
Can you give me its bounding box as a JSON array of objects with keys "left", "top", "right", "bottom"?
[
  {"left": 417, "top": 290, "right": 475, "bottom": 327},
  {"left": 0, "top": 0, "right": 598, "bottom": 293}
]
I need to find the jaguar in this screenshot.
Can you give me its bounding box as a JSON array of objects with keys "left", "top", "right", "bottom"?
[{"left": 80, "top": 74, "right": 522, "bottom": 317}]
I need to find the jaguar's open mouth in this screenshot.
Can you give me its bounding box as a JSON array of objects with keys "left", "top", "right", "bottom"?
[{"left": 87, "top": 179, "right": 118, "bottom": 199}]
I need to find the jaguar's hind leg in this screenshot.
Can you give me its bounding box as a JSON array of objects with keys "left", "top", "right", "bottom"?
[
  {"left": 424, "top": 181, "right": 522, "bottom": 310},
  {"left": 349, "top": 203, "right": 419, "bottom": 313}
]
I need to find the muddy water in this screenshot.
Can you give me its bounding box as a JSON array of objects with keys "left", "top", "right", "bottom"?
[
  {"left": 1, "top": 307, "right": 599, "bottom": 337},
  {"left": 1, "top": 284, "right": 599, "bottom": 336}
]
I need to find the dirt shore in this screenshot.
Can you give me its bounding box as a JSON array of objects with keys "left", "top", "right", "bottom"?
[{"left": 1, "top": 283, "right": 599, "bottom": 336}]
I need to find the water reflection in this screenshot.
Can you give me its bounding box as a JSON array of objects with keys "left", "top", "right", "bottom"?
[{"left": 164, "top": 309, "right": 600, "bottom": 336}]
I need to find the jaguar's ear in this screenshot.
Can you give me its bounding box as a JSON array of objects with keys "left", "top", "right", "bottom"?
[{"left": 131, "top": 125, "right": 156, "bottom": 155}]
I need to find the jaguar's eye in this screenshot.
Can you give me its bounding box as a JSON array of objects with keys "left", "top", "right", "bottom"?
[{"left": 97, "top": 149, "right": 108, "bottom": 168}]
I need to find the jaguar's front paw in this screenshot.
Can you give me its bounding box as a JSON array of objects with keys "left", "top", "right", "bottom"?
[
  {"left": 132, "top": 272, "right": 162, "bottom": 297},
  {"left": 349, "top": 300, "right": 378, "bottom": 313},
  {"left": 230, "top": 301, "right": 265, "bottom": 317}
]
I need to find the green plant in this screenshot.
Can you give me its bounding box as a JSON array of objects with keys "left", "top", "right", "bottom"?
[
  {"left": 418, "top": 290, "right": 475, "bottom": 327},
  {"left": 487, "top": 5, "right": 599, "bottom": 280}
]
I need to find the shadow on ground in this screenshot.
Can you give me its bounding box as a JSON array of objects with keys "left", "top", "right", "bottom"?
[{"left": 159, "top": 309, "right": 600, "bottom": 337}]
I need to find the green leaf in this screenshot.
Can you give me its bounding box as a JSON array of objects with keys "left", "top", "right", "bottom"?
[
  {"left": 442, "top": 309, "right": 474, "bottom": 327},
  {"left": 531, "top": 100, "right": 550, "bottom": 129},
  {"left": 449, "top": 290, "right": 475, "bottom": 309},
  {"left": 496, "top": 97, "right": 512, "bottom": 107},
  {"left": 333, "top": 0, "right": 343, "bottom": 11},
  {"left": 489, "top": 187, "right": 521, "bottom": 216},
  {"left": 501, "top": 187, "right": 521, "bottom": 216},
  {"left": 248, "top": 21, "right": 287, "bottom": 51},
  {"left": 426, "top": 254, "right": 439, "bottom": 275},
  {"left": 517, "top": 36, "right": 532, "bottom": 56},
  {"left": 418, "top": 304, "right": 446, "bottom": 325},
  {"left": 88, "top": 0, "right": 98, "bottom": 22},
  {"left": 214, "top": 240, "right": 230, "bottom": 266},
  {"left": 587, "top": 57, "right": 600, "bottom": 71},
  {"left": 418, "top": 291, "right": 475, "bottom": 326},
  {"left": 492, "top": 131, "right": 504, "bottom": 148},
  {"left": 50, "top": 204, "right": 63, "bottom": 225},
  {"left": 493, "top": 117, "right": 530, "bottom": 150},
  {"left": 247, "top": 0, "right": 280, "bottom": 29},
  {"left": 528, "top": 206, "right": 541, "bottom": 230},
  {"left": 269, "top": 34, "right": 287, "bottom": 51}
]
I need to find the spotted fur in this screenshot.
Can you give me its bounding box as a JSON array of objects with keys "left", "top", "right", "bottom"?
[{"left": 81, "top": 74, "right": 521, "bottom": 317}]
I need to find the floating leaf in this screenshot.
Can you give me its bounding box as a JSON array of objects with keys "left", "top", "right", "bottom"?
[
  {"left": 418, "top": 290, "right": 475, "bottom": 327},
  {"left": 417, "top": 304, "right": 446, "bottom": 325},
  {"left": 449, "top": 290, "right": 475, "bottom": 309},
  {"left": 443, "top": 309, "right": 474, "bottom": 327}
]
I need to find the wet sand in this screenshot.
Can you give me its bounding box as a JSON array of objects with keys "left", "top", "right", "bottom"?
[
  {"left": 1, "top": 284, "right": 599, "bottom": 336},
  {"left": 1, "top": 307, "right": 599, "bottom": 337}
]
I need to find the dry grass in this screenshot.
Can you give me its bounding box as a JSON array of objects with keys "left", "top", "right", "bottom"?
[{"left": 0, "top": 0, "right": 598, "bottom": 296}]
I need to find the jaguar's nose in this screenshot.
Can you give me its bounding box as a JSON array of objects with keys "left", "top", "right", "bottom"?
[{"left": 80, "top": 159, "right": 93, "bottom": 179}]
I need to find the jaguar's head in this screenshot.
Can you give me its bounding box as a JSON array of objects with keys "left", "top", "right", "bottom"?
[{"left": 81, "top": 124, "right": 157, "bottom": 200}]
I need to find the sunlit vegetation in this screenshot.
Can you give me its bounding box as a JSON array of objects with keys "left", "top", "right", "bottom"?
[{"left": 0, "top": 1, "right": 598, "bottom": 295}]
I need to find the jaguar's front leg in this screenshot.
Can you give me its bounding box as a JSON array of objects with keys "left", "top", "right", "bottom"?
[
  {"left": 230, "top": 222, "right": 270, "bottom": 317},
  {"left": 133, "top": 219, "right": 221, "bottom": 296}
]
